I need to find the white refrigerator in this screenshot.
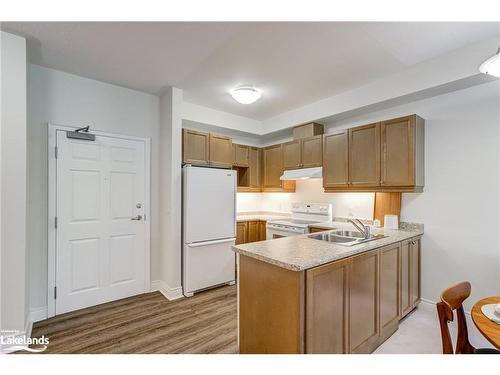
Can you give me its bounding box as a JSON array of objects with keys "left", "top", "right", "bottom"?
[{"left": 182, "top": 165, "right": 236, "bottom": 297}]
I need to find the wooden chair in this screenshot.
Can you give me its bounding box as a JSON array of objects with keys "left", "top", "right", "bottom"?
[{"left": 437, "top": 281, "right": 500, "bottom": 354}]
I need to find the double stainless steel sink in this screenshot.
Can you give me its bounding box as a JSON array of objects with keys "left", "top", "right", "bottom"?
[{"left": 308, "top": 229, "right": 386, "bottom": 246}]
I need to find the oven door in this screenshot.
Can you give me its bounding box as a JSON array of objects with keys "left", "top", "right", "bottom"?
[{"left": 266, "top": 224, "right": 306, "bottom": 239}]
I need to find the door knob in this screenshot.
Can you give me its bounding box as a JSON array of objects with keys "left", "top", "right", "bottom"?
[{"left": 131, "top": 215, "right": 143, "bottom": 221}]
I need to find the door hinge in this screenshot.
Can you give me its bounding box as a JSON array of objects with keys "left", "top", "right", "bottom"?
[
  {"left": 54, "top": 286, "right": 57, "bottom": 299},
  {"left": 55, "top": 216, "right": 58, "bottom": 229},
  {"left": 55, "top": 146, "right": 58, "bottom": 159}
]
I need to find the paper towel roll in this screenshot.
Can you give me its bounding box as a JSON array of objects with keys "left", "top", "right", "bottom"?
[{"left": 384, "top": 215, "right": 399, "bottom": 229}]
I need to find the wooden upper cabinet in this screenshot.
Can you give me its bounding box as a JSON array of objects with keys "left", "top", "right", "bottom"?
[
  {"left": 182, "top": 129, "right": 210, "bottom": 165},
  {"left": 323, "top": 131, "right": 349, "bottom": 188},
  {"left": 262, "top": 144, "right": 295, "bottom": 192},
  {"left": 283, "top": 140, "right": 302, "bottom": 170},
  {"left": 233, "top": 143, "right": 249, "bottom": 167},
  {"left": 262, "top": 144, "right": 283, "bottom": 189},
  {"left": 381, "top": 115, "right": 424, "bottom": 189},
  {"left": 348, "top": 123, "right": 381, "bottom": 188},
  {"left": 209, "top": 133, "right": 233, "bottom": 168},
  {"left": 248, "top": 147, "right": 261, "bottom": 189},
  {"left": 301, "top": 135, "right": 323, "bottom": 168},
  {"left": 283, "top": 136, "right": 323, "bottom": 170},
  {"left": 306, "top": 258, "right": 349, "bottom": 354}
]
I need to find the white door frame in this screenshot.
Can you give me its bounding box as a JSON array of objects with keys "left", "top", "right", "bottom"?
[{"left": 47, "top": 123, "right": 151, "bottom": 318}]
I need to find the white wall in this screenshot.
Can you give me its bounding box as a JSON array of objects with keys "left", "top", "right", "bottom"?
[
  {"left": 183, "top": 101, "right": 261, "bottom": 134},
  {"left": 0, "top": 32, "right": 28, "bottom": 332},
  {"left": 27, "top": 65, "right": 160, "bottom": 312},
  {"left": 237, "top": 181, "right": 374, "bottom": 220},
  {"left": 158, "top": 87, "right": 183, "bottom": 297},
  {"left": 239, "top": 80, "right": 500, "bottom": 311}
]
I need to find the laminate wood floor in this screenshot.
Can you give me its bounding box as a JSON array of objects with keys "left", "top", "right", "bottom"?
[{"left": 29, "top": 285, "right": 237, "bottom": 354}]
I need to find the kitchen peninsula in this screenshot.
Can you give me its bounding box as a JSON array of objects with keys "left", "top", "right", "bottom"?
[{"left": 233, "top": 221, "right": 423, "bottom": 354}]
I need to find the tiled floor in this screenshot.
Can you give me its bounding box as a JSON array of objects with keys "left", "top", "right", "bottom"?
[{"left": 376, "top": 302, "right": 495, "bottom": 354}]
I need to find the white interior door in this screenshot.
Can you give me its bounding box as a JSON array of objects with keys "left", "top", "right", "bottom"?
[{"left": 55, "top": 130, "right": 148, "bottom": 314}]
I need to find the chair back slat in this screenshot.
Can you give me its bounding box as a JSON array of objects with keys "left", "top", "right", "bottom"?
[
  {"left": 436, "top": 301, "right": 454, "bottom": 354},
  {"left": 437, "top": 281, "right": 474, "bottom": 354}
]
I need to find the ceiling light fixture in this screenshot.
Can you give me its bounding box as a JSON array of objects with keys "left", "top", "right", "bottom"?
[
  {"left": 230, "top": 86, "right": 261, "bottom": 104},
  {"left": 479, "top": 46, "right": 500, "bottom": 77}
]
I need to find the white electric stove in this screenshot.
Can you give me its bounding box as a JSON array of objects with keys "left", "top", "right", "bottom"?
[{"left": 266, "top": 203, "right": 332, "bottom": 239}]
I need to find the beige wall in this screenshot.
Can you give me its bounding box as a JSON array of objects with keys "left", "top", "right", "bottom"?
[{"left": 27, "top": 65, "right": 160, "bottom": 312}]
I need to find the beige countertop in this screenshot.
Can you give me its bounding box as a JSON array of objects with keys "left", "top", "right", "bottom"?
[
  {"left": 232, "top": 221, "right": 423, "bottom": 272},
  {"left": 236, "top": 212, "right": 291, "bottom": 222}
]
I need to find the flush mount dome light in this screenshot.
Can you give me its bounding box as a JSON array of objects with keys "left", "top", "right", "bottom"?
[
  {"left": 479, "top": 46, "right": 500, "bottom": 77},
  {"left": 230, "top": 86, "right": 261, "bottom": 104}
]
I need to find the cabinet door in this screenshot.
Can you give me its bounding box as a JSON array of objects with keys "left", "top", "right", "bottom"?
[
  {"left": 400, "top": 240, "right": 412, "bottom": 317},
  {"left": 323, "top": 131, "right": 349, "bottom": 188},
  {"left": 283, "top": 140, "right": 302, "bottom": 170},
  {"left": 182, "top": 129, "right": 209, "bottom": 165},
  {"left": 249, "top": 147, "right": 261, "bottom": 189},
  {"left": 262, "top": 144, "right": 283, "bottom": 188},
  {"left": 306, "top": 259, "right": 349, "bottom": 353},
  {"left": 233, "top": 144, "right": 250, "bottom": 167},
  {"left": 349, "top": 250, "right": 380, "bottom": 354},
  {"left": 411, "top": 238, "right": 421, "bottom": 307},
  {"left": 379, "top": 243, "right": 400, "bottom": 341},
  {"left": 381, "top": 116, "right": 415, "bottom": 187},
  {"left": 258, "top": 221, "right": 267, "bottom": 241},
  {"left": 348, "top": 123, "right": 380, "bottom": 187},
  {"left": 247, "top": 221, "right": 260, "bottom": 243},
  {"left": 301, "top": 135, "right": 323, "bottom": 168},
  {"left": 209, "top": 134, "right": 233, "bottom": 168},
  {"left": 236, "top": 222, "right": 248, "bottom": 245}
]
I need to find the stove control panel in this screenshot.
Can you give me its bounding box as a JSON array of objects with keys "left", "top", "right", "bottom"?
[{"left": 291, "top": 202, "right": 332, "bottom": 215}]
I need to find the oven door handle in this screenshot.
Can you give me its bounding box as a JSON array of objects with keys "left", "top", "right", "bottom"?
[{"left": 267, "top": 225, "right": 304, "bottom": 234}]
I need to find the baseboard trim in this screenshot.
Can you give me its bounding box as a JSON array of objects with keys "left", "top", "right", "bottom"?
[
  {"left": 151, "top": 280, "right": 184, "bottom": 301},
  {"left": 0, "top": 318, "right": 33, "bottom": 354},
  {"left": 29, "top": 306, "right": 48, "bottom": 323},
  {"left": 419, "top": 297, "right": 473, "bottom": 316}
]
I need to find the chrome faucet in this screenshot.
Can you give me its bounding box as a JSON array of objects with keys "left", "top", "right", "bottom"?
[{"left": 348, "top": 218, "right": 370, "bottom": 238}]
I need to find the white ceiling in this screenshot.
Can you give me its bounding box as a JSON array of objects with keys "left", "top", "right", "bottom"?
[{"left": 3, "top": 22, "right": 499, "bottom": 120}]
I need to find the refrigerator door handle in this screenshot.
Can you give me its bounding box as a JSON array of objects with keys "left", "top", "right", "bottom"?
[{"left": 187, "top": 238, "right": 236, "bottom": 248}]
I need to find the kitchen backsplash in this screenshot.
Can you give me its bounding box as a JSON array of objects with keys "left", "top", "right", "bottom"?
[{"left": 237, "top": 179, "right": 375, "bottom": 219}]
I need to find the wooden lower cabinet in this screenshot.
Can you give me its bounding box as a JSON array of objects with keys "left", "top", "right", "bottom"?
[
  {"left": 400, "top": 237, "right": 421, "bottom": 318},
  {"left": 238, "top": 237, "right": 422, "bottom": 354},
  {"left": 348, "top": 250, "right": 380, "bottom": 354},
  {"left": 379, "top": 243, "right": 401, "bottom": 342},
  {"left": 306, "top": 259, "right": 349, "bottom": 353},
  {"left": 258, "top": 221, "right": 267, "bottom": 241},
  {"left": 236, "top": 222, "right": 248, "bottom": 245},
  {"left": 247, "top": 221, "right": 260, "bottom": 243},
  {"left": 236, "top": 220, "right": 267, "bottom": 245},
  {"left": 239, "top": 255, "right": 305, "bottom": 354}
]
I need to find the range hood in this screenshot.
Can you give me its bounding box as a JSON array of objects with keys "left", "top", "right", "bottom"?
[{"left": 280, "top": 167, "right": 323, "bottom": 180}]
